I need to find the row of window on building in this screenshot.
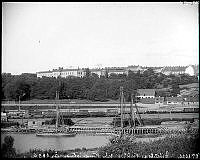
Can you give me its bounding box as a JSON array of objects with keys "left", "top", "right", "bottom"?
[{"left": 36, "top": 65, "right": 199, "bottom": 78}]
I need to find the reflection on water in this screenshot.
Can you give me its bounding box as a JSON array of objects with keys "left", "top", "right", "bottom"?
[{"left": 1, "top": 133, "right": 110, "bottom": 153}]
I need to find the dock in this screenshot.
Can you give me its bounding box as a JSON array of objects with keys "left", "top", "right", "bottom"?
[{"left": 2, "top": 125, "right": 198, "bottom": 135}]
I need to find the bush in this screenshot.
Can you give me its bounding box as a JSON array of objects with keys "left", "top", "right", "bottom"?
[
  {"left": 98, "top": 133, "right": 199, "bottom": 158},
  {"left": 1, "top": 136, "right": 17, "bottom": 158}
]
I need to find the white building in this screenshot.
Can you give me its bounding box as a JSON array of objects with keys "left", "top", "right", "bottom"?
[
  {"left": 37, "top": 68, "right": 86, "bottom": 78},
  {"left": 136, "top": 89, "right": 156, "bottom": 99},
  {"left": 27, "top": 119, "right": 45, "bottom": 129},
  {"left": 37, "top": 70, "right": 53, "bottom": 78},
  {"left": 106, "top": 67, "right": 126, "bottom": 76},
  {"left": 185, "top": 65, "right": 199, "bottom": 76},
  {"left": 125, "top": 65, "right": 147, "bottom": 74},
  {"left": 161, "top": 66, "right": 187, "bottom": 75},
  {"left": 160, "top": 65, "right": 199, "bottom": 76},
  {"left": 90, "top": 68, "right": 103, "bottom": 77},
  {"left": 1, "top": 112, "right": 7, "bottom": 122},
  {"left": 60, "top": 69, "right": 78, "bottom": 78}
]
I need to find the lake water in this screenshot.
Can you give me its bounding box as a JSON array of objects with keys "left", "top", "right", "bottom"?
[
  {"left": 1, "top": 133, "right": 110, "bottom": 153},
  {"left": 2, "top": 114, "right": 198, "bottom": 154},
  {"left": 1, "top": 117, "right": 113, "bottom": 153},
  {"left": 1, "top": 132, "right": 167, "bottom": 154}
]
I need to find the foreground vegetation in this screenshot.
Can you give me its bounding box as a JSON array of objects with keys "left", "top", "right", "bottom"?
[
  {"left": 98, "top": 132, "right": 199, "bottom": 158},
  {"left": 2, "top": 130, "right": 199, "bottom": 158},
  {"left": 2, "top": 69, "right": 198, "bottom": 102}
]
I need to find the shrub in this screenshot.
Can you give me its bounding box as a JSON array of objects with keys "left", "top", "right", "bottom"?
[{"left": 98, "top": 133, "right": 199, "bottom": 158}]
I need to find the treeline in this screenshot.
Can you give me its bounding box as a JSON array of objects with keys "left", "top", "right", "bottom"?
[{"left": 2, "top": 69, "right": 198, "bottom": 102}]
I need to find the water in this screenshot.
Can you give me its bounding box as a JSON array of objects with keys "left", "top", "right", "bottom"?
[
  {"left": 1, "top": 117, "right": 114, "bottom": 153},
  {"left": 1, "top": 133, "right": 110, "bottom": 153},
  {"left": 1, "top": 132, "right": 167, "bottom": 154},
  {"left": 2, "top": 114, "right": 198, "bottom": 154}
]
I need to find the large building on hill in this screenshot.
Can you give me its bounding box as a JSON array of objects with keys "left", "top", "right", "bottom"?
[
  {"left": 185, "top": 65, "right": 199, "bottom": 76},
  {"left": 160, "top": 65, "right": 199, "bottom": 76},
  {"left": 161, "top": 66, "right": 187, "bottom": 75},
  {"left": 106, "top": 67, "right": 126, "bottom": 76},
  {"left": 37, "top": 67, "right": 86, "bottom": 78},
  {"left": 125, "top": 65, "right": 147, "bottom": 74},
  {"left": 36, "top": 65, "right": 199, "bottom": 78}
]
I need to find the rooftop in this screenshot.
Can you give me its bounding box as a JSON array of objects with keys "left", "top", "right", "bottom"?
[{"left": 137, "top": 89, "right": 156, "bottom": 96}]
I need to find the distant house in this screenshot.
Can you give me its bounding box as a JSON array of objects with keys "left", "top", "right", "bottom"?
[
  {"left": 106, "top": 67, "right": 126, "bottom": 76},
  {"left": 152, "top": 67, "right": 164, "bottom": 73},
  {"left": 36, "top": 67, "right": 86, "bottom": 78},
  {"left": 1, "top": 112, "right": 7, "bottom": 122},
  {"left": 77, "top": 69, "right": 86, "bottom": 78},
  {"left": 136, "top": 89, "right": 156, "bottom": 99},
  {"left": 37, "top": 70, "right": 53, "bottom": 78},
  {"left": 185, "top": 65, "right": 199, "bottom": 76},
  {"left": 183, "top": 95, "right": 199, "bottom": 105},
  {"left": 90, "top": 68, "right": 103, "bottom": 77},
  {"left": 28, "top": 109, "right": 43, "bottom": 117},
  {"left": 161, "top": 66, "right": 187, "bottom": 75},
  {"left": 165, "top": 97, "right": 183, "bottom": 105},
  {"left": 27, "top": 119, "right": 45, "bottom": 129},
  {"left": 125, "top": 65, "right": 146, "bottom": 74},
  {"left": 160, "top": 65, "right": 199, "bottom": 76},
  {"left": 155, "top": 97, "right": 164, "bottom": 104},
  {"left": 36, "top": 65, "right": 199, "bottom": 78},
  {"left": 140, "top": 98, "right": 155, "bottom": 104}
]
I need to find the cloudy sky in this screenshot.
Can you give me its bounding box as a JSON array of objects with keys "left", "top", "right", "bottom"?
[{"left": 2, "top": 2, "right": 199, "bottom": 74}]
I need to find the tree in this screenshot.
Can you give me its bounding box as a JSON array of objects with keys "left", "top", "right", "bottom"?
[
  {"left": 171, "top": 83, "right": 180, "bottom": 96},
  {"left": 1, "top": 136, "right": 16, "bottom": 158},
  {"left": 91, "top": 73, "right": 99, "bottom": 79},
  {"left": 143, "top": 68, "right": 155, "bottom": 77},
  {"left": 85, "top": 68, "right": 91, "bottom": 78},
  {"left": 104, "top": 69, "right": 109, "bottom": 79},
  {"left": 109, "top": 73, "right": 119, "bottom": 79}
]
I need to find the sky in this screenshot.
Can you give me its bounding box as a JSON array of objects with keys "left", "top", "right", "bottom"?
[{"left": 2, "top": 2, "right": 199, "bottom": 75}]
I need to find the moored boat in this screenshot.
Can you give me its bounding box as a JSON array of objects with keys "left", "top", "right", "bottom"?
[
  {"left": 36, "top": 91, "right": 76, "bottom": 137},
  {"left": 36, "top": 130, "right": 76, "bottom": 137}
]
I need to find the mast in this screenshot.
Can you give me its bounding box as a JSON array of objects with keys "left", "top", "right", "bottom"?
[
  {"left": 130, "top": 94, "right": 135, "bottom": 128},
  {"left": 135, "top": 100, "right": 143, "bottom": 126},
  {"left": 120, "top": 86, "right": 124, "bottom": 128},
  {"left": 55, "top": 91, "right": 59, "bottom": 132},
  {"left": 19, "top": 95, "right": 21, "bottom": 112}
]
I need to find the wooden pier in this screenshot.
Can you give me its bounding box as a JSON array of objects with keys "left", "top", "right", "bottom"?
[
  {"left": 2, "top": 125, "right": 198, "bottom": 135},
  {"left": 68, "top": 126, "right": 162, "bottom": 135},
  {"left": 68, "top": 126, "right": 198, "bottom": 135}
]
